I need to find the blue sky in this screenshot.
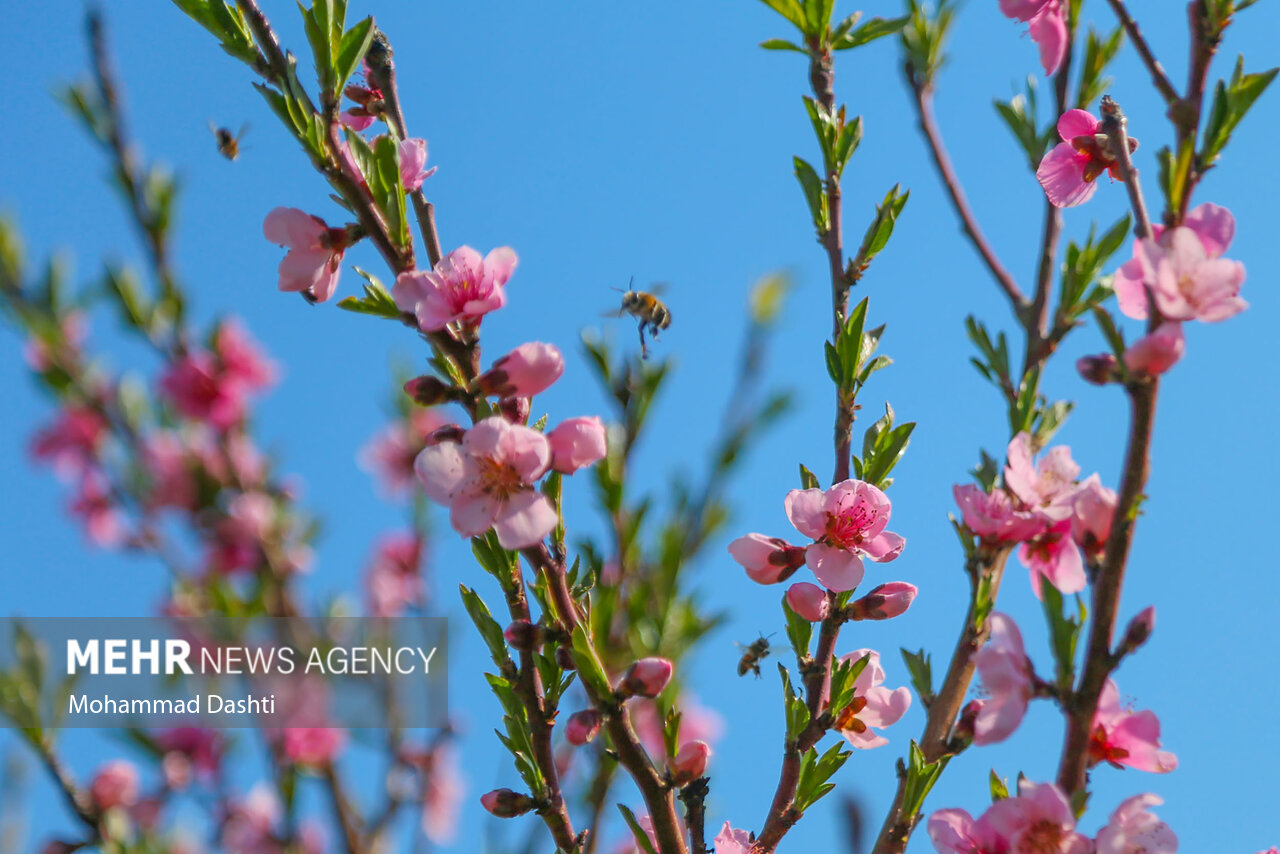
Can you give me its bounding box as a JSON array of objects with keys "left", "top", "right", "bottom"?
[{"left": 1, "top": 1, "right": 1278, "bottom": 852}]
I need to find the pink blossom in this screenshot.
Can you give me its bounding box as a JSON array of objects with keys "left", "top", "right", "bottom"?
[
  {"left": 972, "top": 613, "right": 1032, "bottom": 745},
  {"left": 156, "top": 727, "right": 223, "bottom": 779},
  {"left": 669, "top": 739, "right": 711, "bottom": 784},
  {"left": 90, "top": 760, "right": 140, "bottom": 811},
  {"left": 398, "top": 137, "right": 437, "bottom": 191},
  {"left": 830, "top": 648, "right": 911, "bottom": 749},
  {"left": 393, "top": 245, "right": 517, "bottom": 331},
  {"left": 782, "top": 479, "right": 905, "bottom": 592},
  {"left": 1124, "top": 322, "right": 1185, "bottom": 375},
  {"left": 786, "top": 581, "right": 830, "bottom": 621},
  {"left": 1071, "top": 474, "right": 1116, "bottom": 558},
  {"left": 1089, "top": 680, "right": 1177, "bottom": 773},
  {"left": 621, "top": 657, "right": 673, "bottom": 698},
  {"left": 548, "top": 416, "right": 609, "bottom": 474},
  {"left": 341, "top": 79, "right": 379, "bottom": 131},
  {"left": 1133, "top": 227, "right": 1247, "bottom": 322},
  {"left": 1095, "top": 793, "right": 1177, "bottom": 854},
  {"left": 953, "top": 484, "right": 1046, "bottom": 543},
  {"left": 1018, "top": 518, "right": 1086, "bottom": 597},
  {"left": 30, "top": 405, "right": 107, "bottom": 479},
  {"left": 361, "top": 409, "right": 452, "bottom": 496},
  {"left": 262, "top": 207, "right": 351, "bottom": 302},
  {"left": 729, "top": 533, "right": 808, "bottom": 584},
  {"left": 985, "top": 780, "right": 1091, "bottom": 854},
  {"left": 215, "top": 321, "right": 276, "bottom": 391},
  {"left": 927, "top": 807, "right": 1008, "bottom": 854},
  {"left": 281, "top": 727, "right": 345, "bottom": 766},
  {"left": 365, "top": 533, "right": 425, "bottom": 617},
  {"left": 70, "top": 474, "right": 125, "bottom": 547},
  {"left": 998, "top": 0, "right": 1067, "bottom": 75},
  {"left": 1114, "top": 202, "right": 1238, "bottom": 320},
  {"left": 221, "top": 784, "right": 280, "bottom": 854},
  {"left": 1004, "top": 432, "right": 1080, "bottom": 520},
  {"left": 142, "top": 431, "right": 198, "bottom": 511},
  {"left": 1037, "top": 109, "right": 1137, "bottom": 208},
  {"left": 476, "top": 342, "right": 565, "bottom": 398},
  {"left": 713, "top": 822, "right": 754, "bottom": 854},
  {"left": 414, "top": 416, "right": 557, "bottom": 549}
]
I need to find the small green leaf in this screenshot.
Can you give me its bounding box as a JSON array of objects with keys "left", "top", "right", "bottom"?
[
  {"left": 793, "top": 156, "right": 828, "bottom": 232},
  {"left": 834, "top": 15, "right": 910, "bottom": 50}
]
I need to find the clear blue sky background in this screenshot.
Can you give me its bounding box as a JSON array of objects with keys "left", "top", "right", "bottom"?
[{"left": 1, "top": 1, "right": 1277, "bottom": 852}]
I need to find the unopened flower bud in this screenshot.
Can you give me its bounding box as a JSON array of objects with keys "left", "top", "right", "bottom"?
[
  {"left": 503, "top": 620, "right": 544, "bottom": 651},
  {"left": 1076, "top": 353, "right": 1119, "bottom": 386},
  {"left": 480, "top": 788, "right": 534, "bottom": 818},
  {"left": 951, "top": 700, "right": 980, "bottom": 747},
  {"left": 547, "top": 416, "right": 608, "bottom": 474},
  {"left": 785, "top": 582, "right": 830, "bottom": 622},
  {"left": 498, "top": 396, "right": 531, "bottom": 425},
  {"left": 555, "top": 645, "right": 577, "bottom": 671},
  {"left": 620, "top": 657, "right": 673, "bottom": 698},
  {"left": 728, "top": 534, "right": 807, "bottom": 584},
  {"left": 669, "top": 740, "right": 711, "bottom": 786},
  {"left": 1124, "top": 322, "right": 1185, "bottom": 376},
  {"left": 403, "top": 375, "right": 451, "bottom": 406},
  {"left": 426, "top": 424, "right": 465, "bottom": 445},
  {"left": 851, "top": 582, "right": 917, "bottom": 620},
  {"left": 1119, "top": 605, "right": 1156, "bottom": 655},
  {"left": 474, "top": 342, "right": 564, "bottom": 399},
  {"left": 565, "top": 709, "right": 602, "bottom": 746}
]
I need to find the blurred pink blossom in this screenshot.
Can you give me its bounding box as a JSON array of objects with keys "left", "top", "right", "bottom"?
[
  {"left": 1124, "top": 322, "right": 1185, "bottom": 376},
  {"left": 1095, "top": 793, "right": 1177, "bottom": 854},
  {"left": 1018, "top": 518, "right": 1086, "bottom": 597},
  {"left": 90, "top": 760, "right": 139, "bottom": 811},
  {"left": 1090, "top": 680, "right": 1177, "bottom": 773},
  {"left": 1071, "top": 474, "right": 1116, "bottom": 559},
  {"left": 830, "top": 648, "right": 911, "bottom": 749},
  {"left": 262, "top": 207, "right": 351, "bottom": 302},
  {"left": 30, "top": 405, "right": 107, "bottom": 479},
  {"left": 984, "top": 780, "right": 1091, "bottom": 854},
  {"left": 972, "top": 613, "right": 1032, "bottom": 745},
  {"left": 365, "top": 532, "right": 425, "bottom": 616},
  {"left": 998, "top": 0, "right": 1067, "bottom": 74},
  {"left": 953, "top": 483, "right": 1046, "bottom": 543},
  {"left": 927, "top": 806, "right": 1006, "bottom": 854},
  {"left": 281, "top": 727, "right": 345, "bottom": 766}
]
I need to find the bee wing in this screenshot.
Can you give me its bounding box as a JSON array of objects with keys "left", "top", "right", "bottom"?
[{"left": 648, "top": 281, "right": 670, "bottom": 296}]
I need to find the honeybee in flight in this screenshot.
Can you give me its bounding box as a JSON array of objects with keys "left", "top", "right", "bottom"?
[
  {"left": 210, "top": 122, "right": 249, "bottom": 161},
  {"left": 736, "top": 635, "right": 772, "bottom": 678},
  {"left": 611, "top": 277, "right": 671, "bottom": 359}
]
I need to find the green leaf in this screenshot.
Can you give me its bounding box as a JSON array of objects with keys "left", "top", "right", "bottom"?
[
  {"left": 798, "top": 464, "right": 820, "bottom": 490},
  {"left": 794, "top": 740, "right": 852, "bottom": 811},
  {"left": 901, "top": 648, "right": 934, "bottom": 705},
  {"left": 1201, "top": 55, "right": 1278, "bottom": 167},
  {"left": 618, "top": 805, "right": 659, "bottom": 854},
  {"left": 570, "top": 624, "right": 613, "bottom": 700},
  {"left": 335, "top": 17, "right": 375, "bottom": 92},
  {"left": 335, "top": 268, "right": 403, "bottom": 318},
  {"left": 901, "top": 739, "right": 949, "bottom": 821},
  {"left": 760, "top": 37, "right": 806, "bottom": 52},
  {"left": 990, "top": 769, "right": 1009, "bottom": 801},
  {"left": 783, "top": 594, "right": 814, "bottom": 657},
  {"left": 854, "top": 185, "right": 909, "bottom": 273},
  {"left": 834, "top": 15, "right": 910, "bottom": 50},
  {"left": 459, "top": 585, "right": 511, "bottom": 670},
  {"left": 793, "top": 156, "right": 828, "bottom": 232}
]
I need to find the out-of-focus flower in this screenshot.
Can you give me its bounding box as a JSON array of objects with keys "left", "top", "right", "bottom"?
[
  {"left": 972, "top": 613, "right": 1032, "bottom": 745},
  {"left": 985, "top": 780, "right": 1091, "bottom": 854},
  {"left": 361, "top": 409, "right": 453, "bottom": 496},
  {"left": 90, "top": 760, "right": 139, "bottom": 811},
  {"left": 1114, "top": 203, "right": 1244, "bottom": 322},
  {"left": 156, "top": 727, "right": 223, "bottom": 784},
  {"left": 630, "top": 694, "right": 723, "bottom": 759},
  {"left": 221, "top": 784, "right": 280, "bottom": 854},
  {"left": 70, "top": 474, "right": 125, "bottom": 547},
  {"left": 548, "top": 416, "right": 608, "bottom": 474},
  {"left": 393, "top": 246, "right": 517, "bottom": 331},
  {"left": 1134, "top": 228, "right": 1247, "bottom": 323},
  {"left": 953, "top": 483, "right": 1046, "bottom": 543},
  {"left": 1090, "top": 680, "right": 1177, "bottom": 773},
  {"left": 1124, "top": 322, "right": 1185, "bottom": 376},
  {"left": 263, "top": 207, "right": 354, "bottom": 303},
  {"left": 421, "top": 744, "right": 463, "bottom": 845},
  {"left": 281, "top": 727, "right": 345, "bottom": 766},
  {"left": 365, "top": 532, "right": 425, "bottom": 617},
  {"left": 926, "top": 806, "right": 1006, "bottom": 854},
  {"left": 783, "top": 479, "right": 906, "bottom": 592},
  {"left": 1004, "top": 432, "right": 1080, "bottom": 521},
  {"left": 713, "top": 822, "right": 754, "bottom": 854},
  {"left": 830, "top": 649, "right": 911, "bottom": 749},
  {"left": 998, "top": 0, "right": 1067, "bottom": 74},
  {"left": 1095, "top": 793, "right": 1177, "bottom": 854},
  {"left": 1071, "top": 474, "right": 1116, "bottom": 559},
  {"left": 30, "top": 405, "right": 107, "bottom": 479},
  {"left": 414, "top": 416, "right": 556, "bottom": 549},
  {"left": 1018, "top": 518, "right": 1086, "bottom": 597},
  {"left": 1036, "top": 109, "right": 1137, "bottom": 208},
  {"left": 566, "top": 709, "right": 603, "bottom": 745},
  {"left": 397, "top": 137, "right": 437, "bottom": 191}
]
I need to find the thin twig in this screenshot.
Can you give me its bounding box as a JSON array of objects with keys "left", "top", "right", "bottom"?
[{"left": 1102, "top": 0, "right": 1182, "bottom": 106}]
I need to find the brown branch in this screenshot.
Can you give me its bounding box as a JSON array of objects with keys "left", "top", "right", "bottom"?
[
  {"left": 869, "top": 546, "right": 1011, "bottom": 854},
  {"left": 906, "top": 75, "right": 1027, "bottom": 316},
  {"left": 1102, "top": 0, "right": 1182, "bottom": 107},
  {"left": 525, "top": 544, "right": 687, "bottom": 854},
  {"left": 1055, "top": 96, "right": 1159, "bottom": 796}
]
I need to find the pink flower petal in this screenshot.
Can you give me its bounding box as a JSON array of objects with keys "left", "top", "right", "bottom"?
[
  {"left": 805, "top": 543, "right": 863, "bottom": 592},
  {"left": 414, "top": 442, "right": 468, "bottom": 505},
  {"left": 1037, "top": 142, "right": 1097, "bottom": 208},
  {"left": 492, "top": 490, "right": 557, "bottom": 549},
  {"left": 1185, "top": 202, "right": 1235, "bottom": 256},
  {"left": 863, "top": 531, "right": 905, "bottom": 562},
  {"left": 1057, "top": 109, "right": 1100, "bottom": 142},
  {"left": 784, "top": 488, "right": 828, "bottom": 539},
  {"left": 1029, "top": 4, "right": 1067, "bottom": 75}
]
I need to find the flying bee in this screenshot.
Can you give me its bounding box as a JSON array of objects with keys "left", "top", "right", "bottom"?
[
  {"left": 210, "top": 122, "right": 249, "bottom": 161},
  {"left": 736, "top": 634, "right": 773, "bottom": 678},
  {"left": 610, "top": 277, "right": 671, "bottom": 359}
]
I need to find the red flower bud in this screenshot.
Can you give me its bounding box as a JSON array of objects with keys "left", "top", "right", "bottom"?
[
  {"left": 498, "top": 396, "right": 531, "bottom": 425},
  {"left": 1076, "top": 353, "right": 1119, "bottom": 386},
  {"left": 503, "top": 620, "right": 544, "bottom": 651},
  {"left": 474, "top": 342, "right": 564, "bottom": 398},
  {"left": 555, "top": 645, "right": 577, "bottom": 671},
  {"left": 620, "top": 657, "right": 673, "bottom": 698},
  {"left": 403, "top": 375, "right": 451, "bottom": 406},
  {"left": 785, "top": 582, "right": 830, "bottom": 622},
  {"left": 669, "top": 739, "right": 711, "bottom": 786},
  {"left": 480, "top": 788, "right": 534, "bottom": 818},
  {"left": 565, "top": 709, "right": 602, "bottom": 746},
  {"left": 1119, "top": 605, "right": 1156, "bottom": 654}
]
